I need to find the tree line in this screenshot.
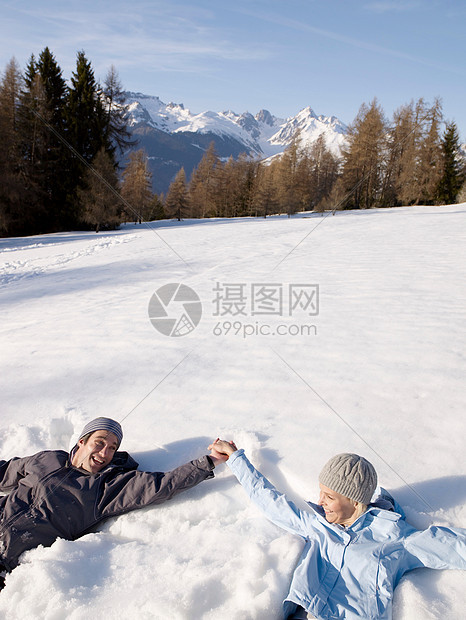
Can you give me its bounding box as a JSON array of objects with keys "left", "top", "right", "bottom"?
[
  {"left": 1, "top": 49, "right": 465, "bottom": 237},
  {"left": 0, "top": 48, "right": 133, "bottom": 236},
  {"left": 162, "top": 98, "right": 465, "bottom": 221}
]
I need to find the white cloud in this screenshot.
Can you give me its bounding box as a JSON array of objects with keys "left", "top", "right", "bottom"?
[{"left": 0, "top": 1, "right": 274, "bottom": 78}]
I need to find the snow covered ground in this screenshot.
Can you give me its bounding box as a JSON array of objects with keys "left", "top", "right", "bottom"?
[{"left": 0, "top": 205, "right": 465, "bottom": 619}]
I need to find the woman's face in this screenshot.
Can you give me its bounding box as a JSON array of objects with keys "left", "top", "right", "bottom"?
[{"left": 318, "top": 484, "right": 358, "bottom": 526}]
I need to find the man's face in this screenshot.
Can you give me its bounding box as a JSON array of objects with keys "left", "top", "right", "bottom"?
[{"left": 71, "top": 430, "right": 119, "bottom": 473}]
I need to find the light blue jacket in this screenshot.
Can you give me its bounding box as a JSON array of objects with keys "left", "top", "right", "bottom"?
[{"left": 227, "top": 450, "right": 466, "bottom": 620}]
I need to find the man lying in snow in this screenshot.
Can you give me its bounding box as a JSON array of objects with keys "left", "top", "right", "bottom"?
[
  {"left": 0, "top": 417, "right": 224, "bottom": 586},
  {"left": 211, "top": 440, "right": 466, "bottom": 620}
]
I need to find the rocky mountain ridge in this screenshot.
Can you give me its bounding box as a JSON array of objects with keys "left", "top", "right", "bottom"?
[{"left": 123, "top": 92, "right": 348, "bottom": 193}]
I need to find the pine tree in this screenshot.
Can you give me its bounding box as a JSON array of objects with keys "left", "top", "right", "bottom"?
[
  {"left": 294, "top": 135, "right": 340, "bottom": 212},
  {"left": 393, "top": 99, "right": 444, "bottom": 205},
  {"left": 436, "top": 121, "right": 464, "bottom": 205},
  {"left": 416, "top": 99, "right": 443, "bottom": 204},
  {"left": 65, "top": 51, "right": 109, "bottom": 225},
  {"left": 381, "top": 102, "right": 416, "bottom": 206},
  {"left": 33, "top": 48, "right": 70, "bottom": 229},
  {"left": 294, "top": 148, "right": 313, "bottom": 211},
  {"left": 339, "top": 99, "right": 387, "bottom": 209},
  {"left": 0, "top": 58, "right": 23, "bottom": 234},
  {"left": 37, "top": 48, "right": 68, "bottom": 128},
  {"left": 252, "top": 163, "right": 278, "bottom": 217},
  {"left": 66, "top": 51, "right": 107, "bottom": 163},
  {"left": 215, "top": 157, "right": 233, "bottom": 217},
  {"left": 306, "top": 136, "right": 341, "bottom": 211},
  {"left": 220, "top": 153, "right": 258, "bottom": 217},
  {"left": 16, "top": 48, "right": 75, "bottom": 233},
  {"left": 120, "top": 149, "right": 153, "bottom": 222},
  {"left": 102, "top": 65, "right": 136, "bottom": 157},
  {"left": 146, "top": 194, "right": 166, "bottom": 221},
  {"left": 275, "top": 133, "right": 302, "bottom": 216},
  {"left": 165, "top": 168, "right": 189, "bottom": 220},
  {"left": 237, "top": 154, "right": 259, "bottom": 217},
  {"left": 16, "top": 50, "right": 71, "bottom": 233},
  {"left": 78, "top": 148, "right": 121, "bottom": 232},
  {"left": 16, "top": 55, "right": 47, "bottom": 232},
  {"left": 188, "top": 142, "right": 220, "bottom": 218}
]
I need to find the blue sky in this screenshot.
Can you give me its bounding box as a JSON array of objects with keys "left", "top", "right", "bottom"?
[{"left": 1, "top": 0, "right": 465, "bottom": 138}]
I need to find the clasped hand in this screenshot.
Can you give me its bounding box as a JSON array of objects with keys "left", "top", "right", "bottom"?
[{"left": 208, "top": 438, "right": 237, "bottom": 465}]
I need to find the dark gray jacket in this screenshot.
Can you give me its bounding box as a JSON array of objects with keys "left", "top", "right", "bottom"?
[{"left": 0, "top": 449, "right": 214, "bottom": 570}]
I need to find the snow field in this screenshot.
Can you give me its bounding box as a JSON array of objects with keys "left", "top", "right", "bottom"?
[{"left": 0, "top": 205, "right": 465, "bottom": 618}]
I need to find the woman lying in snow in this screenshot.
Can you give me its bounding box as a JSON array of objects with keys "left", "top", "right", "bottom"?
[{"left": 211, "top": 440, "right": 466, "bottom": 620}]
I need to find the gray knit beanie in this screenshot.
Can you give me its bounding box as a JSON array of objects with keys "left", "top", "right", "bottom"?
[
  {"left": 319, "top": 453, "right": 377, "bottom": 504},
  {"left": 78, "top": 417, "right": 123, "bottom": 448}
]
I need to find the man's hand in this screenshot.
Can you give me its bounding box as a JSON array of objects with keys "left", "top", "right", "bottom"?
[{"left": 208, "top": 438, "right": 238, "bottom": 465}]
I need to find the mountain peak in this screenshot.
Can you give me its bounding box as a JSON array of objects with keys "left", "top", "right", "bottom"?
[
  {"left": 255, "top": 109, "right": 275, "bottom": 126},
  {"left": 123, "top": 92, "right": 348, "bottom": 193},
  {"left": 167, "top": 102, "right": 185, "bottom": 110},
  {"left": 296, "top": 105, "right": 317, "bottom": 118}
]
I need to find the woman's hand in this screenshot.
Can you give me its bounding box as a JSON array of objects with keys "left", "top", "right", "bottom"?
[{"left": 208, "top": 438, "right": 238, "bottom": 463}]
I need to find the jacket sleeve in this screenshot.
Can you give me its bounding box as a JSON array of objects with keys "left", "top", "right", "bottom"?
[
  {"left": 0, "top": 456, "right": 31, "bottom": 491},
  {"left": 227, "top": 449, "right": 316, "bottom": 539},
  {"left": 402, "top": 523, "right": 466, "bottom": 571},
  {"left": 98, "top": 455, "right": 215, "bottom": 517}
]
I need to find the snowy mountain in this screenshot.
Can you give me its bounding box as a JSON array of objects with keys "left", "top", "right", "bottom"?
[{"left": 123, "top": 92, "right": 348, "bottom": 193}]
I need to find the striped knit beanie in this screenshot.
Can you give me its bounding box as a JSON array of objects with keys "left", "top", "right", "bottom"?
[
  {"left": 78, "top": 417, "right": 123, "bottom": 448},
  {"left": 319, "top": 453, "right": 377, "bottom": 504}
]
